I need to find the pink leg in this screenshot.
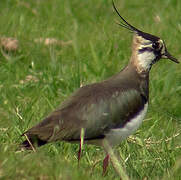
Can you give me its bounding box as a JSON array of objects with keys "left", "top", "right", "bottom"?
[
  {"left": 102, "top": 154, "right": 110, "bottom": 176},
  {"left": 78, "top": 128, "right": 85, "bottom": 167},
  {"left": 77, "top": 142, "right": 82, "bottom": 166}
]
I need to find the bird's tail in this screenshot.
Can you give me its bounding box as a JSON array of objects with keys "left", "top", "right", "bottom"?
[{"left": 21, "top": 133, "right": 47, "bottom": 150}]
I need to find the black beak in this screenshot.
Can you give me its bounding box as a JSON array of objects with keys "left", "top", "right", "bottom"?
[{"left": 162, "top": 51, "right": 179, "bottom": 63}]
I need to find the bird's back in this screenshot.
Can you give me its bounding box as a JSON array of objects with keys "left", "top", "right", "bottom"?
[{"left": 23, "top": 64, "right": 149, "bottom": 147}]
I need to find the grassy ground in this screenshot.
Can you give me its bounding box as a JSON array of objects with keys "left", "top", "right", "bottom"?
[{"left": 0, "top": 0, "right": 181, "bottom": 179}]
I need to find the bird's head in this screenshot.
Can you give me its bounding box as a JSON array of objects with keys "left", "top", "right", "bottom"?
[{"left": 113, "top": 1, "right": 179, "bottom": 73}]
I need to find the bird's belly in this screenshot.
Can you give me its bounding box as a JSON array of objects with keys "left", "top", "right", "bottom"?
[{"left": 105, "top": 103, "right": 148, "bottom": 146}]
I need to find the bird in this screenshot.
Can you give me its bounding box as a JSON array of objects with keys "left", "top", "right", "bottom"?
[{"left": 21, "top": 1, "right": 179, "bottom": 177}]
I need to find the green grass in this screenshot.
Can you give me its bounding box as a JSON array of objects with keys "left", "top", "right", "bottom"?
[{"left": 0, "top": 0, "right": 181, "bottom": 179}]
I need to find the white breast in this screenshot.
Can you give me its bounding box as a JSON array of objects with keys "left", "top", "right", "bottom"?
[
  {"left": 105, "top": 103, "right": 148, "bottom": 146},
  {"left": 138, "top": 51, "right": 155, "bottom": 71}
]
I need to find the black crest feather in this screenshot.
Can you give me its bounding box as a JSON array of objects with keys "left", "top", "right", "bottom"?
[{"left": 112, "top": 0, "right": 160, "bottom": 42}]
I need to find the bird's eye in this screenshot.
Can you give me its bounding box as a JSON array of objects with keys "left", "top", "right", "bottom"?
[{"left": 152, "top": 42, "right": 160, "bottom": 49}]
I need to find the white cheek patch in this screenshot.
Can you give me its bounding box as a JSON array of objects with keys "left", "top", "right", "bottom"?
[
  {"left": 139, "top": 44, "right": 152, "bottom": 49},
  {"left": 161, "top": 45, "right": 165, "bottom": 55},
  {"left": 137, "top": 51, "right": 156, "bottom": 70}
]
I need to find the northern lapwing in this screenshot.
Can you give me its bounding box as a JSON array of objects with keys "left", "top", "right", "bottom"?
[{"left": 21, "top": 1, "right": 179, "bottom": 177}]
